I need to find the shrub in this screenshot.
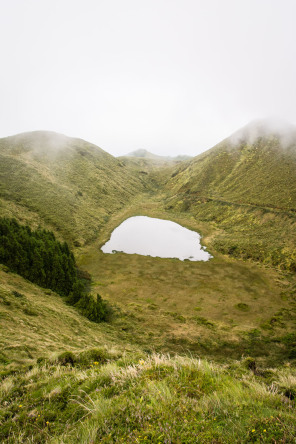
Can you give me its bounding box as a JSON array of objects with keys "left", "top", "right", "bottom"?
[
  {"left": 75, "top": 293, "right": 111, "bottom": 323},
  {"left": 0, "top": 217, "right": 78, "bottom": 297},
  {"left": 57, "top": 351, "right": 76, "bottom": 366},
  {"left": 243, "top": 357, "right": 257, "bottom": 373},
  {"left": 235, "top": 303, "right": 250, "bottom": 311},
  {"left": 288, "top": 348, "right": 296, "bottom": 360},
  {"left": 12, "top": 290, "right": 24, "bottom": 298},
  {"left": 78, "top": 348, "right": 109, "bottom": 366}
]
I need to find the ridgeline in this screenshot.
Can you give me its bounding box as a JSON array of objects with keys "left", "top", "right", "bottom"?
[{"left": 1, "top": 121, "right": 296, "bottom": 442}]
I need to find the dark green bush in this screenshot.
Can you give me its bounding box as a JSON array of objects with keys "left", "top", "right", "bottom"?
[
  {"left": 243, "top": 357, "right": 257, "bottom": 372},
  {"left": 0, "top": 218, "right": 78, "bottom": 297},
  {"left": 75, "top": 293, "right": 111, "bottom": 323},
  {"left": 288, "top": 347, "right": 296, "bottom": 360},
  {"left": 235, "top": 303, "right": 250, "bottom": 311},
  {"left": 57, "top": 351, "right": 76, "bottom": 366},
  {"left": 0, "top": 218, "right": 110, "bottom": 324},
  {"left": 78, "top": 348, "right": 109, "bottom": 365},
  {"left": 12, "top": 290, "right": 24, "bottom": 298}
]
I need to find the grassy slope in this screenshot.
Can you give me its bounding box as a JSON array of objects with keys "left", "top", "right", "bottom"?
[
  {"left": 1, "top": 352, "right": 296, "bottom": 443},
  {"left": 164, "top": 133, "right": 296, "bottom": 271},
  {"left": 1, "top": 260, "right": 295, "bottom": 443},
  {"left": 78, "top": 197, "right": 296, "bottom": 365},
  {"left": 1, "top": 128, "right": 296, "bottom": 442},
  {"left": 0, "top": 267, "right": 133, "bottom": 367},
  {"left": 0, "top": 131, "right": 152, "bottom": 246},
  {"left": 0, "top": 266, "right": 295, "bottom": 443},
  {"left": 166, "top": 134, "right": 296, "bottom": 209}
]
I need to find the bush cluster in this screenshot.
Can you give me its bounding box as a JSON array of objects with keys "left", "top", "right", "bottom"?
[
  {"left": 0, "top": 218, "right": 76, "bottom": 296},
  {"left": 0, "top": 218, "right": 110, "bottom": 322}
]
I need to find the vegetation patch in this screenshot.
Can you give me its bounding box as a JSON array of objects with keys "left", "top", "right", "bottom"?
[
  {"left": 235, "top": 302, "right": 250, "bottom": 311},
  {"left": 0, "top": 354, "right": 296, "bottom": 443}
]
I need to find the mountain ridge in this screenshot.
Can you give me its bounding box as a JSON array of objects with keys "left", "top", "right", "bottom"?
[
  {"left": 1, "top": 123, "right": 296, "bottom": 442},
  {"left": 125, "top": 148, "right": 192, "bottom": 162},
  {"left": 166, "top": 122, "right": 296, "bottom": 211},
  {"left": 0, "top": 131, "right": 152, "bottom": 246}
]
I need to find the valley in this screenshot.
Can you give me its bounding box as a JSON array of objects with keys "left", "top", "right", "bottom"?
[
  {"left": 1, "top": 123, "right": 296, "bottom": 442},
  {"left": 78, "top": 193, "right": 296, "bottom": 365}
]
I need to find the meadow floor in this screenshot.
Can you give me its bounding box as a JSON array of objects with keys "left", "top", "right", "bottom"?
[{"left": 78, "top": 194, "right": 296, "bottom": 365}]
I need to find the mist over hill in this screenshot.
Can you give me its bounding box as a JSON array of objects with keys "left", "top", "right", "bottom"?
[
  {"left": 229, "top": 118, "right": 296, "bottom": 147},
  {"left": 125, "top": 148, "right": 192, "bottom": 162},
  {"left": 166, "top": 118, "right": 296, "bottom": 211},
  {"left": 0, "top": 131, "right": 152, "bottom": 246},
  {"left": 1, "top": 122, "right": 296, "bottom": 442},
  {"left": 163, "top": 119, "right": 296, "bottom": 271}
]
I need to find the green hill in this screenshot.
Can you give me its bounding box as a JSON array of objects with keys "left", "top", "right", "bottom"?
[
  {"left": 166, "top": 119, "right": 296, "bottom": 210},
  {"left": 1, "top": 267, "right": 296, "bottom": 443},
  {"left": 1, "top": 124, "right": 296, "bottom": 442},
  {"left": 164, "top": 120, "right": 296, "bottom": 271},
  {"left": 0, "top": 131, "right": 151, "bottom": 246}
]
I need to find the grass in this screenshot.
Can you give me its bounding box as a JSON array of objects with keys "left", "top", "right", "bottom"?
[
  {"left": 0, "top": 266, "right": 136, "bottom": 367},
  {"left": 164, "top": 136, "right": 296, "bottom": 271},
  {"left": 1, "top": 352, "right": 296, "bottom": 443},
  {"left": 78, "top": 196, "right": 296, "bottom": 365},
  {"left": 1, "top": 130, "right": 296, "bottom": 441},
  {"left": 0, "top": 131, "right": 155, "bottom": 246}
]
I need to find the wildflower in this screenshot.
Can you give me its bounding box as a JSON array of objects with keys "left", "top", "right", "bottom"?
[
  {"left": 46, "top": 421, "right": 50, "bottom": 425},
  {"left": 139, "top": 359, "right": 145, "bottom": 365},
  {"left": 94, "top": 361, "right": 99, "bottom": 365},
  {"left": 252, "top": 429, "right": 255, "bottom": 433},
  {"left": 19, "top": 405, "right": 22, "bottom": 408},
  {"left": 263, "top": 430, "right": 266, "bottom": 432}
]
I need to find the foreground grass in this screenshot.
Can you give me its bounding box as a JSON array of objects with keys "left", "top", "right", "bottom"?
[
  {"left": 0, "top": 267, "right": 133, "bottom": 366},
  {"left": 1, "top": 352, "right": 295, "bottom": 443}
]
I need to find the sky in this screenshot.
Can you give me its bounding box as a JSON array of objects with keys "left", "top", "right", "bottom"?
[{"left": 0, "top": 0, "right": 295, "bottom": 157}]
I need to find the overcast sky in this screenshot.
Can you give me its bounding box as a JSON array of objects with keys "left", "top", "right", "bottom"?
[{"left": 0, "top": 0, "right": 295, "bottom": 157}]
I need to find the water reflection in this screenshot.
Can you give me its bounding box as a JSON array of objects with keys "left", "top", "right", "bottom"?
[{"left": 101, "top": 216, "right": 212, "bottom": 261}]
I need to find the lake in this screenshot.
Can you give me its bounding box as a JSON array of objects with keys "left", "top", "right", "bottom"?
[{"left": 101, "top": 216, "right": 212, "bottom": 261}]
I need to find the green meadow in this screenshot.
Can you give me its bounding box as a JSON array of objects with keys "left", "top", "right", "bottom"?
[{"left": 1, "top": 129, "right": 296, "bottom": 442}]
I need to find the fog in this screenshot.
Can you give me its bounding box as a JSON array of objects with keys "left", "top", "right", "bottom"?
[
  {"left": 229, "top": 118, "right": 296, "bottom": 147},
  {"left": 0, "top": 0, "right": 296, "bottom": 157}
]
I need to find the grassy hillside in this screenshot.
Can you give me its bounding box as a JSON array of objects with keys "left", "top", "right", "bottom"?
[
  {"left": 1, "top": 124, "right": 296, "bottom": 442},
  {"left": 1, "top": 260, "right": 296, "bottom": 443},
  {"left": 0, "top": 131, "right": 152, "bottom": 246},
  {"left": 166, "top": 125, "right": 296, "bottom": 210},
  {"left": 1, "top": 350, "right": 296, "bottom": 443},
  {"left": 164, "top": 122, "right": 296, "bottom": 271},
  {"left": 0, "top": 266, "right": 132, "bottom": 366},
  {"left": 78, "top": 199, "right": 296, "bottom": 365},
  {"left": 0, "top": 267, "right": 295, "bottom": 443}
]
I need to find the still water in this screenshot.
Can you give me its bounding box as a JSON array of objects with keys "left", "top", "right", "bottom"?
[{"left": 101, "top": 216, "right": 212, "bottom": 261}]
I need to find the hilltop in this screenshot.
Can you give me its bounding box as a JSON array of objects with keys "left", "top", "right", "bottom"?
[
  {"left": 164, "top": 119, "right": 296, "bottom": 271},
  {"left": 125, "top": 148, "right": 192, "bottom": 162},
  {"left": 166, "top": 119, "right": 296, "bottom": 210},
  {"left": 0, "top": 131, "right": 152, "bottom": 246}
]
